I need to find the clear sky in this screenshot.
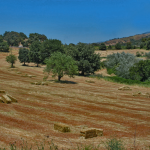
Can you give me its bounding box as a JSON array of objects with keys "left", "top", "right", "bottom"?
[{"left": 0, "top": 0, "right": 150, "bottom": 44}]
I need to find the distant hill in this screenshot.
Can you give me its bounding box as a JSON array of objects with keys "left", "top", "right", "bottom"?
[{"left": 103, "top": 32, "right": 150, "bottom": 46}]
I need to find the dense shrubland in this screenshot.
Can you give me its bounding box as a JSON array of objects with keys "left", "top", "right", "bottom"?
[{"left": 103, "top": 51, "right": 150, "bottom": 84}]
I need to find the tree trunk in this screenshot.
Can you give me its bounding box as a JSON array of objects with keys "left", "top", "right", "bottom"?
[
  {"left": 11, "top": 63, "right": 13, "bottom": 68},
  {"left": 58, "top": 76, "right": 61, "bottom": 81},
  {"left": 24, "top": 62, "right": 25, "bottom": 66},
  {"left": 81, "top": 70, "right": 84, "bottom": 76}
]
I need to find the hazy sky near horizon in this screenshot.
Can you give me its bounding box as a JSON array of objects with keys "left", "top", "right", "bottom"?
[{"left": 0, "top": 0, "right": 150, "bottom": 44}]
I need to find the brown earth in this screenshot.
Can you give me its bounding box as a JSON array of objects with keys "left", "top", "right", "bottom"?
[{"left": 0, "top": 48, "right": 150, "bottom": 149}]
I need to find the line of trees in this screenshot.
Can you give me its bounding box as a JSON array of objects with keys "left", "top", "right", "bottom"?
[{"left": 17, "top": 40, "right": 101, "bottom": 80}]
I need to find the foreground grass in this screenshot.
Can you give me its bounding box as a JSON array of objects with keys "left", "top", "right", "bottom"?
[{"left": 1, "top": 137, "right": 150, "bottom": 150}]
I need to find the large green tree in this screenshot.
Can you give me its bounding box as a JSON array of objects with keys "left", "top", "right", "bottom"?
[
  {"left": 6, "top": 54, "right": 17, "bottom": 68},
  {"left": 0, "top": 35, "right": 3, "bottom": 43},
  {"left": 28, "top": 33, "right": 47, "bottom": 44},
  {"left": 40, "top": 39, "right": 64, "bottom": 63},
  {"left": 65, "top": 42, "right": 101, "bottom": 75},
  {"left": 19, "top": 32, "right": 28, "bottom": 40},
  {"left": 29, "top": 41, "right": 42, "bottom": 67},
  {"left": 44, "top": 52, "right": 78, "bottom": 81},
  {"left": 0, "top": 42, "right": 9, "bottom": 52},
  {"left": 3, "top": 31, "right": 22, "bottom": 46},
  {"left": 18, "top": 48, "right": 30, "bottom": 65}
]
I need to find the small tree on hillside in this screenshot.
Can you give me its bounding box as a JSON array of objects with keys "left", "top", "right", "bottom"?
[
  {"left": 108, "top": 45, "right": 112, "bottom": 50},
  {"left": 0, "top": 42, "right": 9, "bottom": 52},
  {"left": 44, "top": 52, "right": 78, "bottom": 81},
  {"left": 115, "top": 43, "right": 122, "bottom": 50},
  {"left": 18, "top": 48, "right": 30, "bottom": 65},
  {"left": 6, "top": 54, "right": 17, "bottom": 68},
  {"left": 99, "top": 43, "right": 106, "bottom": 50},
  {"left": 126, "top": 42, "right": 132, "bottom": 49}
]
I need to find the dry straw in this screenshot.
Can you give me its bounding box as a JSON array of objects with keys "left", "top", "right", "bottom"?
[
  {"left": 7, "top": 94, "right": 18, "bottom": 102},
  {"left": 80, "top": 128, "right": 97, "bottom": 139},
  {"left": 118, "top": 86, "right": 132, "bottom": 91},
  {"left": 54, "top": 123, "right": 70, "bottom": 133},
  {"left": 0, "top": 97, "right": 4, "bottom": 103},
  {"left": 0, "top": 90, "right": 6, "bottom": 93},
  {"left": 1, "top": 95, "right": 12, "bottom": 104}
]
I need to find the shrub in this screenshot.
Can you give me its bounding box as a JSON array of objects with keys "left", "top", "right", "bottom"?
[
  {"left": 146, "top": 40, "right": 150, "bottom": 50},
  {"left": 145, "top": 52, "right": 150, "bottom": 59},
  {"left": 115, "top": 43, "right": 121, "bottom": 50},
  {"left": 108, "top": 45, "right": 112, "bottom": 50},
  {"left": 99, "top": 43, "right": 106, "bottom": 50},
  {"left": 129, "top": 60, "right": 150, "bottom": 81},
  {"left": 105, "top": 52, "right": 140, "bottom": 79},
  {"left": 136, "top": 51, "right": 142, "bottom": 57},
  {"left": 104, "top": 137, "right": 125, "bottom": 150}
]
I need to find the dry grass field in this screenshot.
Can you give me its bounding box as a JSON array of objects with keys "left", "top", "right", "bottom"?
[{"left": 0, "top": 48, "right": 150, "bottom": 149}]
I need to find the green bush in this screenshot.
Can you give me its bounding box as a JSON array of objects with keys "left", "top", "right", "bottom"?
[
  {"left": 104, "top": 137, "right": 125, "bottom": 150},
  {"left": 129, "top": 60, "right": 150, "bottom": 81},
  {"left": 136, "top": 51, "right": 142, "bottom": 57}
]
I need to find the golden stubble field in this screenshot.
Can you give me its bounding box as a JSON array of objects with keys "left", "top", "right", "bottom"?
[{"left": 0, "top": 48, "right": 150, "bottom": 149}]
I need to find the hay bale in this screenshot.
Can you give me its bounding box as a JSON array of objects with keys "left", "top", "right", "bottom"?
[
  {"left": 118, "top": 86, "right": 132, "bottom": 91},
  {"left": 1, "top": 95, "right": 12, "bottom": 104},
  {"left": 6, "top": 94, "right": 18, "bottom": 102},
  {"left": 54, "top": 123, "right": 70, "bottom": 132},
  {"left": 41, "top": 82, "right": 48, "bottom": 85},
  {"left": 96, "top": 129, "right": 103, "bottom": 136},
  {"left": 0, "top": 90, "right": 5, "bottom": 93},
  {"left": 0, "top": 97, "right": 4, "bottom": 103},
  {"left": 80, "top": 128, "right": 97, "bottom": 139}
]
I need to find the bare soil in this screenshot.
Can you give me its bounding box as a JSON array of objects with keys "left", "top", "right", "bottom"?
[{"left": 0, "top": 49, "right": 150, "bottom": 149}]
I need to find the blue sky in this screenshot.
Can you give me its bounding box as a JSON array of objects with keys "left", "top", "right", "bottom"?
[{"left": 0, "top": 0, "right": 150, "bottom": 44}]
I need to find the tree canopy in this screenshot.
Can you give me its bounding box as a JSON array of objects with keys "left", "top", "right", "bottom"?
[
  {"left": 65, "top": 42, "right": 101, "bottom": 75},
  {"left": 18, "top": 48, "right": 30, "bottom": 65},
  {"left": 40, "top": 39, "right": 64, "bottom": 63},
  {"left": 115, "top": 43, "right": 122, "bottom": 50},
  {"left": 6, "top": 54, "right": 17, "bottom": 68},
  {"left": 44, "top": 52, "right": 78, "bottom": 81},
  {"left": 0, "top": 42, "right": 9, "bottom": 52},
  {"left": 3, "top": 31, "right": 22, "bottom": 46},
  {"left": 99, "top": 43, "right": 106, "bottom": 50},
  {"left": 29, "top": 41, "right": 42, "bottom": 67}
]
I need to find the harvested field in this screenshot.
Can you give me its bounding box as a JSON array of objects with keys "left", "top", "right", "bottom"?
[{"left": 0, "top": 49, "right": 150, "bottom": 149}]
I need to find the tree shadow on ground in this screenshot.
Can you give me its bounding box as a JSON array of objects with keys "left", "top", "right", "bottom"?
[{"left": 48, "top": 79, "right": 77, "bottom": 84}]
